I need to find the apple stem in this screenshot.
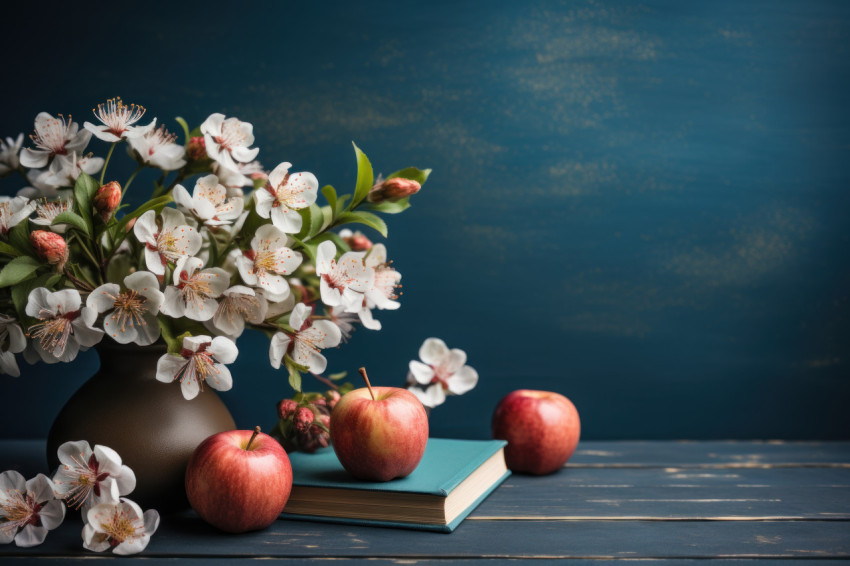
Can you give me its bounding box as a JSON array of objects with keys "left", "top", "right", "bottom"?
[
  {"left": 246, "top": 426, "right": 261, "bottom": 450},
  {"left": 359, "top": 367, "right": 376, "bottom": 400}
]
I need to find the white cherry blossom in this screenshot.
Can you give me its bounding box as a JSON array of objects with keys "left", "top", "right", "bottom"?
[
  {"left": 173, "top": 174, "right": 243, "bottom": 226},
  {"left": 84, "top": 98, "right": 155, "bottom": 143},
  {"left": 156, "top": 335, "right": 238, "bottom": 400},
  {"left": 209, "top": 285, "right": 268, "bottom": 337},
  {"left": 161, "top": 256, "right": 229, "bottom": 321},
  {"left": 328, "top": 306, "right": 359, "bottom": 343},
  {"left": 213, "top": 160, "right": 265, "bottom": 197},
  {"left": 0, "top": 133, "right": 24, "bottom": 176},
  {"left": 83, "top": 498, "right": 159, "bottom": 555},
  {"left": 25, "top": 288, "right": 103, "bottom": 363},
  {"left": 0, "top": 472, "right": 65, "bottom": 547},
  {"left": 269, "top": 303, "right": 341, "bottom": 374},
  {"left": 351, "top": 243, "right": 402, "bottom": 330},
  {"left": 16, "top": 168, "right": 61, "bottom": 200},
  {"left": 201, "top": 113, "right": 259, "bottom": 172},
  {"left": 0, "top": 196, "right": 36, "bottom": 235},
  {"left": 52, "top": 440, "right": 136, "bottom": 516},
  {"left": 33, "top": 152, "right": 104, "bottom": 189},
  {"left": 31, "top": 197, "right": 73, "bottom": 233},
  {"left": 0, "top": 313, "right": 26, "bottom": 377},
  {"left": 254, "top": 162, "right": 318, "bottom": 233},
  {"left": 20, "top": 113, "right": 92, "bottom": 169},
  {"left": 236, "top": 224, "right": 301, "bottom": 298},
  {"left": 407, "top": 338, "right": 478, "bottom": 408},
  {"left": 133, "top": 208, "right": 201, "bottom": 275},
  {"left": 128, "top": 124, "right": 186, "bottom": 170},
  {"left": 87, "top": 272, "right": 165, "bottom": 345},
  {"left": 315, "top": 240, "right": 372, "bottom": 311}
]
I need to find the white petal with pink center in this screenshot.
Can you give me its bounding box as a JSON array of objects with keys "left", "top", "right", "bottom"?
[
  {"left": 316, "top": 240, "right": 373, "bottom": 310},
  {"left": 25, "top": 288, "right": 103, "bottom": 363},
  {"left": 52, "top": 440, "right": 136, "bottom": 518},
  {"left": 209, "top": 285, "right": 268, "bottom": 337},
  {"left": 269, "top": 303, "right": 341, "bottom": 374},
  {"left": 406, "top": 338, "right": 478, "bottom": 408},
  {"left": 161, "top": 257, "right": 229, "bottom": 322},
  {"left": 156, "top": 335, "right": 238, "bottom": 400},
  {"left": 0, "top": 313, "right": 26, "bottom": 377},
  {"left": 0, "top": 133, "right": 24, "bottom": 175},
  {"left": 31, "top": 196, "right": 73, "bottom": 233},
  {"left": 87, "top": 272, "right": 165, "bottom": 346},
  {"left": 236, "top": 224, "right": 301, "bottom": 297},
  {"left": 19, "top": 113, "right": 92, "bottom": 169},
  {"left": 0, "top": 471, "right": 65, "bottom": 547},
  {"left": 83, "top": 498, "right": 159, "bottom": 555},
  {"left": 133, "top": 208, "right": 201, "bottom": 275},
  {"left": 84, "top": 98, "right": 156, "bottom": 143},
  {"left": 128, "top": 124, "right": 186, "bottom": 171},
  {"left": 173, "top": 174, "right": 243, "bottom": 226},
  {"left": 200, "top": 113, "right": 259, "bottom": 173},
  {"left": 254, "top": 162, "right": 319, "bottom": 234},
  {"left": 0, "top": 196, "right": 36, "bottom": 236},
  {"left": 36, "top": 152, "right": 104, "bottom": 189}
]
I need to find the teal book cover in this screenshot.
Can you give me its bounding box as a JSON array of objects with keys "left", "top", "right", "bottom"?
[{"left": 280, "top": 438, "right": 510, "bottom": 532}]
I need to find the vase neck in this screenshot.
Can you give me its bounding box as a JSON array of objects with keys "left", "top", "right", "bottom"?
[{"left": 96, "top": 343, "right": 167, "bottom": 380}]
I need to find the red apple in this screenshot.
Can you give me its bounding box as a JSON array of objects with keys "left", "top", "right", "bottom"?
[
  {"left": 330, "top": 370, "right": 429, "bottom": 482},
  {"left": 492, "top": 390, "right": 580, "bottom": 475},
  {"left": 185, "top": 427, "right": 292, "bottom": 533}
]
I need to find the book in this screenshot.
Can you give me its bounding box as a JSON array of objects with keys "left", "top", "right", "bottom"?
[{"left": 280, "top": 438, "right": 510, "bottom": 532}]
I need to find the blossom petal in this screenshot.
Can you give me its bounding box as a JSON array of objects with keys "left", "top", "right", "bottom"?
[
  {"left": 289, "top": 303, "right": 310, "bottom": 331},
  {"left": 82, "top": 524, "right": 110, "bottom": 552},
  {"left": 408, "top": 360, "right": 435, "bottom": 385},
  {"left": 87, "top": 284, "right": 120, "bottom": 313},
  {"left": 143, "top": 509, "right": 160, "bottom": 535},
  {"left": 15, "top": 524, "right": 48, "bottom": 547},
  {"left": 104, "top": 311, "right": 138, "bottom": 344},
  {"left": 316, "top": 241, "right": 336, "bottom": 275},
  {"left": 447, "top": 365, "right": 478, "bottom": 396},
  {"left": 155, "top": 354, "right": 185, "bottom": 383},
  {"left": 269, "top": 333, "right": 290, "bottom": 369},
  {"left": 293, "top": 342, "right": 328, "bottom": 374},
  {"left": 209, "top": 336, "right": 238, "bottom": 364},
  {"left": 445, "top": 348, "right": 468, "bottom": 374},
  {"left": 37, "top": 500, "right": 65, "bottom": 530},
  {"left": 114, "top": 465, "right": 136, "bottom": 497},
  {"left": 419, "top": 338, "right": 449, "bottom": 365},
  {"left": 144, "top": 247, "right": 165, "bottom": 275},
  {"left": 160, "top": 286, "right": 186, "bottom": 318},
  {"left": 409, "top": 383, "right": 446, "bottom": 408},
  {"left": 183, "top": 295, "right": 219, "bottom": 322},
  {"left": 56, "top": 440, "right": 92, "bottom": 469},
  {"left": 180, "top": 375, "right": 200, "bottom": 400},
  {"left": 92, "top": 445, "right": 124, "bottom": 477},
  {"left": 114, "top": 536, "right": 150, "bottom": 556},
  {"left": 172, "top": 184, "right": 194, "bottom": 214},
  {"left": 25, "top": 474, "right": 55, "bottom": 503},
  {"left": 206, "top": 363, "right": 233, "bottom": 392},
  {"left": 270, "top": 204, "right": 302, "bottom": 233},
  {"left": 309, "top": 320, "right": 342, "bottom": 349},
  {"left": 0, "top": 470, "right": 26, "bottom": 497}
]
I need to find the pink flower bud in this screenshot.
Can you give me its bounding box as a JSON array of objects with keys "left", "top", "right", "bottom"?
[
  {"left": 277, "top": 399, "right": 299, "bottom": 420},
  {"left": 30, "top": 230, "right": 68, "bottom": 269},
  {"left": 325, "top": 390, "right": 341, "bottom": 409},
  {"left": 294, "top": 407, "right": 314, "bottom": 433},
  {"left": 342, "top": 231, "right": 373, "bottom": 251},
  {"left": 93, "top": 181, "right": 122, "bottom": 222},
  {"left": 187, "top": 136, "right": 206, "bottom": 161},
  {"left": 367, "top": 177, "right": 421, "bottom": 203}
]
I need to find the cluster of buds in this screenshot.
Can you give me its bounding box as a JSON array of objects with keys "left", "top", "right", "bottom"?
[
  {"left": 93, "top": 181, "right": 122, "bottom": 223},
  {"left": 273, "top": 390, "right": 341, "bottom": 453},
  {"left": 30, "top": 230, "right": 68, "bottom": 270},
  {"left": 367, "top": 177, "right": 421, "bottom": 203},
  {"left": 186, "top": 136, "right": 207, "bottom": 161}
]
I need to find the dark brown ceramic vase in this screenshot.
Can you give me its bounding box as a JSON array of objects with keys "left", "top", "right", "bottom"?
[{"left": 46, "top": 342, "right": 235, "bottom": 512}]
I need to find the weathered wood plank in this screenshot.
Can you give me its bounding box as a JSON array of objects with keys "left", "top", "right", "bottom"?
[
  {"left": 1, "top": 516, "right": 848, "bottom": 559},
  {"left": 569, "top": 441, "right": 850, "bottom": 467},
  {"left": 474, "top": 467, "right": 850, "bottom": 519}
]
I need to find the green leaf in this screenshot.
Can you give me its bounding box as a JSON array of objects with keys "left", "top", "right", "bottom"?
[
  {"left": 74, "top": 172, "right": 98, "bottom": 232},
  {"left": 287, "top": 363, "right": 303, "bottom": 392},
  {"left": 117, "top": 194, "right": 173, "bottom": 232},
  {"left": 335, "top": 210, "right": 388, "bottom": 237},
  {"left": 387, "top": 166, "right": 431, "bottom": 185},
  {"left": 0, "top": 241, "right": 20, "bottom": 257},
  {"left": 365, "top": 198, "right": 411, "bottom": 214},
  {"left": 321, "top": 185, "right": 338, "bottom": 212},
  {"left": 0, "top": 256, "right": 42, "bottom": 288},
  {"left": 328, "top": 371, "right": 348, "bottom": 381},
  {"left": 52, "top": 211, "right": 91, "bottom": 236},
  {"left": 175, "top": 116, "right": 191, "bottom": 143},
  {"left": 320, "top": 205, "right": 333, "bottom": 231},
  {"left": 336, "top": 194, "right": 351, "bottom": 216},
  {"left": 349, "top": 142, "right": 374, "bottom": 209},
  {"left": 8, "top": 222, "right": 33, "bottom": 257},
  {"left": 289, "top": 235, "right": 318, "bottom": 264}
]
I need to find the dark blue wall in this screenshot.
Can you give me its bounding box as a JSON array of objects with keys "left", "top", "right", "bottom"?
[{"left": 1, "top": 1, "right": 848, "bottom": 440}]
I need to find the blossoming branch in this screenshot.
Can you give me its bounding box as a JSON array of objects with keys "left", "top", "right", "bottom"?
[{"left": 0, "top": 98, "right": 428, "bottom": 396}]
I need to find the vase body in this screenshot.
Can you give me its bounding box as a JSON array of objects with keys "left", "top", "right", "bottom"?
[{"left": 46, "top": 343, "right": 236, "bottom": 512}]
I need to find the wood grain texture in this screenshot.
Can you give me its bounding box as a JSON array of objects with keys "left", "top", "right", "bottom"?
[{"left": 1, "top": 440, "right": 847, "bottom": 562}]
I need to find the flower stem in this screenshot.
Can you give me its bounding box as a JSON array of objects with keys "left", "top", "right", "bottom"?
[
  {"left": 358, "top": 367, "right": 375, "bottom": 400},
  {"left": 122, "top": 165, "right": 144, "bottom": 197},
  {"left": 245, "top": 426, "right": 262, "bottom": 450},
  {"left": 311, "top": 372, "right": 339, "bottom": 391},
  {"left": 100, "top": 143, "right": 117, "bottom": 185}
]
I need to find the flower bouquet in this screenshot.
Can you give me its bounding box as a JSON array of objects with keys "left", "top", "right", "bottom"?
[{"left": 0, "top": 98, "right": 427, "bottom": 503}]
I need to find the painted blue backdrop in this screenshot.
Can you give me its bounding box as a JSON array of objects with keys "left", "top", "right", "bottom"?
[{"left": 1, "top": 1, "right": 848, "bottom": 439}]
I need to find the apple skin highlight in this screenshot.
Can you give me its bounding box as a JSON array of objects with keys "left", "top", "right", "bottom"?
[
  {"left": 330, "top": 386, "right": 429, "bottom": 482},
  {"left": 185, "top": 428, "right": 293, "bottom": 533},
  {"left": 492, "top": 389, "right": 581, "bottom": 475}
]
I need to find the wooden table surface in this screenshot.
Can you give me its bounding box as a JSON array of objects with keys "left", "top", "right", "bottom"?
[{"left": 1, "top": 440, "right": 848, "bottom": 564}]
